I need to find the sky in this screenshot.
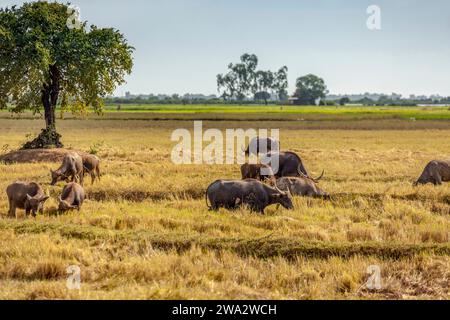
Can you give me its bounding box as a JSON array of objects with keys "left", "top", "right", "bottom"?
[{"left": 2, "top": 0, "right": 450, "bottom": 97}]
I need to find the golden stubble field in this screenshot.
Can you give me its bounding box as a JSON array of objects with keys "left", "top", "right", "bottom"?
[{"left": 0, "top": 115, "right": 449, "bottom": 300}]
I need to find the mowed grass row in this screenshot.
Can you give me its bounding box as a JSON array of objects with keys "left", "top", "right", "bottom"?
[
  {"left": 0, "top": 118, "right": 450, "bottom": 299},
  {"left": 0, "top": 230, "right": 448, "bottom": 300}
]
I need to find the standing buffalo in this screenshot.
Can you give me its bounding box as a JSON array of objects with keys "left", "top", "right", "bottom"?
[
  {"left": 262, "top": 151, "right": 310, "bottom": 178},
  {"left": 244, "top": 137, "right": 280, "bottom": 156},
  {"left": 240, "top": 163, "right": 276, "bottom": 185},
  {"left": 6, "top": 182, "right": 49, "bottom": 218},
  {"left": 58, "top": 182, "right": 85, "bottom": 212},
  {"left": 82, "top": 154, "right": 101, "bottom": 185},
  {"left": 276, "top": 175, "right": 329, "bottom": 199},
  {"left": 206, "top": 179, "right": 293, "bottom": 214},
  {"left": 51, "top": 153, "right": 84, "bottom": 186},
  {"left": 414, "top": 160, "right": 450, "bottom": 186}
]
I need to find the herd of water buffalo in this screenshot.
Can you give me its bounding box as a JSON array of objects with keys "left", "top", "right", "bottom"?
[
  {"left": 206, "top": 137, "right": 450, "bottom": 214},
  {"left": 4, "top": 137, "right": 450, "bottom": 217},
  {"left": 6, "top": 152, "right": 100, "bottom": 218}
]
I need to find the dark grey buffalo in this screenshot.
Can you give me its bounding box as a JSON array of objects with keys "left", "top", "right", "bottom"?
[
  {"left": 262, "top": 151, "right": 310, "bottom": 178},
  {"left": 244, "top": 137, "right": 280, "bottom": 156},
  {"left": 206, "top": 179, "right": 293, "bottom": 214},
  {"left": 6, "top": 182, "right": 49, "bottom": 218},
  {"left": 82, "top": 154, "right": 101, "bottom": 185},
  {"left": 277, "top": 176, "right": 329, "bottom": 199},
  {"left": 58, "top": 182, "right": 85, "bottom": 212},
  {"left": 414, "top": 160, "right": 450, "bottom": 186},
  {"left": 51, "top": 153, "right": 84, "bottom": 186},
  {"left": 240, "top": 163, "right": 276, "bottom": 185}
]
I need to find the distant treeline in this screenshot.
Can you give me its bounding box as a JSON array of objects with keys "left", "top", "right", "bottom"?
[
  {"left": 105, "top": 95, "right": 450, "bottom": 107},
  {"left": 105, "top": 53, "right": 450, "bottom": 107}
]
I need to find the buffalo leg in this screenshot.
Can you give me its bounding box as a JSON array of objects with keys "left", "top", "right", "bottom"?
[
  {"left": 7, "top": 199, "right": 14, "bottom": 218},
  {"left": 435, "top": 175, "right": 443, "bottom": 185},
  {"left": 10, "top": 205, "right": 16, "bottom": 219},
  {"left": 70, "top": 171, "right": 76, "bottom": 183},
  {"left": 79, "top": 172, "right": 84, "bottom": 186},
  {"left": 208, "top": 204, "right": 219, "bottom": 211},
  {"left": 432, "top": 171, "right": 443, "bottom": 185}
]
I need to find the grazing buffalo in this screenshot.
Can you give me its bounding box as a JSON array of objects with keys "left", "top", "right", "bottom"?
[
  {"left": 6, "top": 182, "right": 49, "bottom": 218},
  {"left": 206, "top": 179, "right": 294, "bottom": 214},
  {"left": 240, "top": 163, "right": 276, "bottom": 185},
  {"left": 276, "top": 175, "right": 329, "bottom": 199},
  {"left": 51, "top": 153, "right": 84, "bottom": 186},
  {"left": 58, "top": 182, "right": 85, "bottom": 212},
  {"left": 262, "top": 151, "right": 310, "bottom": 178},
  {"left": 414, "top": 160, "right": 450, "bottom": 186},
  {"left": 82, "top": 154, "right": 101, "bottom": 185},
  {"left": 244, "top": 137, "right": 280, "bottom": 156}
]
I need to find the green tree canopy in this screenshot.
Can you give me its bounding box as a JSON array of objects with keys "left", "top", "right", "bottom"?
[
  {"left": 293, "top": 74, "right": 328, "bottom": 105},
  {"left": 217, "top": 53, "right": 287, "bottom": 103},
  {"left": 273, "top": 66, "right": 288, "bottom": 101},
  {"left": 255, "top": 70, "right": 274, "bottom": 105},
  {"left": 0, "top": 2, "right": 133, "bottom": 148},
  {"left": 339, "top": 97, "right": 351, "bottom": 106}
]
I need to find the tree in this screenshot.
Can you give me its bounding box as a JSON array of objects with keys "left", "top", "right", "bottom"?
[
  {"left": 273, "top": 66, "right": 288, "bottom": 101},
  {"left": 217, "top": 72, "right": 237, "bottom": 101},
  {"left": 292, "top": 74, "right": 328, "bottom": 105},
  {"left": 217, "top": 53, "right": 258, "bottom": 101},
  {"left": 233, "top": 53, "right": 258, "bottom": 99},
  {"left": 254, "top": 70, "right": 274, "bottom": 105},
  {"left": 339, "top": 97, "right": 351, "bottom": 106},
  {"left": 0, "top": 2, "right": 133, "bottom": 148},
  {"left": 254, "top": 91, "right": 271, "bottom": 104},
  {"left": 217, "top": 54, "right": 287, "bottom": 103}
]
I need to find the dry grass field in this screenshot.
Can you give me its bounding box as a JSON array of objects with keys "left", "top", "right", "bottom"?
[{"left": 0, "top": 113, "right": 449, "bottom": 300}]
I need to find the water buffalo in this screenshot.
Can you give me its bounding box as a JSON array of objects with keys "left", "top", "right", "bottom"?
[
  {"left": 6, "top": 182, "right": 49, "bottom": 218},
  {"left": 244, "top": 137, "right": 280, "bottom": 156},
  {"left": 262, "top": 151, "right": 310, "bottom": 178},
  {"left": 276, "top": 175, "right": 329, "bottom": 199},
  {"left": 205, "top": 179, "right": 293, "bottom": 214},
  {"left": 82, "top": 154, "right": 101, "bottom": 185},
  {"left": 58, "top": 182, "right": 85, "bottom": 212},
  {"left": 414, "top": 160, "right": 450, "bottom": 186},
  {"left": 240, "top": 163, "right": 276, "bottom": 185},
  {"left": 51, "top": 153, "right": 84, "bottom": 186}
]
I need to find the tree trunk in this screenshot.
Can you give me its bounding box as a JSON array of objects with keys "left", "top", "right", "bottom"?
[{"left": 22, "top": 65, "right": 63, "bottom": 149}]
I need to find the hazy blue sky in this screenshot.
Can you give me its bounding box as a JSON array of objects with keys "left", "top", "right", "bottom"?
[{"left": 2, "top": 0, "right": 450, "bottom": 96}]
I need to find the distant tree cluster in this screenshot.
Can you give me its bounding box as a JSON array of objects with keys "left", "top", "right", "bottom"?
[
  {"left": 330, "top": 96, "right": 450, "bottom": 106},
  {"left": 291, "top": 74, "right": 329, "bottom": 105},
  {"left": 216, "top": 54, "right": 288, "bottom": 104},
  {"left": 106, "top": 94, "right": 224, "bottom": 105}
]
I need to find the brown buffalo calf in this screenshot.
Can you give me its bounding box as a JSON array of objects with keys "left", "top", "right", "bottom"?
[
  {"left": 51, "top": 153, "right": 84, "bottom": 186},
  {"left": 82, "top": 154, "right": 101, "bottom": 185},
  {"left": 6, "top": 182, "right": 49, "bottom": 218},
  {"left": 240, "top": 163, "right": 276, "bottom": 185},
  {"left": 58, "top": 182, "right": 85, "bottom": 212}
]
